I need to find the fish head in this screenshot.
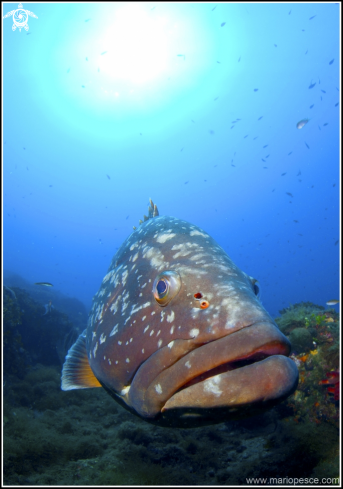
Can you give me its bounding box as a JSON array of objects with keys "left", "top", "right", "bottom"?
[{"left": 87, "top": 216, "right": 298, "bottom": 427}]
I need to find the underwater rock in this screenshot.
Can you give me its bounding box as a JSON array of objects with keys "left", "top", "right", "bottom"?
[{"left": 289, "top": 328, "right": 313, "bottom": 353}]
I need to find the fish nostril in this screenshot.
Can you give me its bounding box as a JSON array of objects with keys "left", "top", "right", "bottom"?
[
  {"left": 200, "top": 300, "right": 209, "bottom": 309},
  {"left": 194, "top": 292, "right": 203, "bottom": 299}
]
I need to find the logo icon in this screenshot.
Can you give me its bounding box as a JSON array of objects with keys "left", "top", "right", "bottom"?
[{"left": 3, "top": 2, "right": 38, "bottom": 32}]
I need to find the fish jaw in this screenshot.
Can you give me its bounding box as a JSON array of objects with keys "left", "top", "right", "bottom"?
[
  {"left": 159, "top": 355, "right": 298, "bottom": 427},
  {"left": 124, "top": 321, "right": 299, "bottom": 426}
]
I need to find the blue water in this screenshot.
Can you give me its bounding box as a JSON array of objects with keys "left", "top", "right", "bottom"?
[{"left": 3, "top": 3, "right": 340, "bottom": 319}]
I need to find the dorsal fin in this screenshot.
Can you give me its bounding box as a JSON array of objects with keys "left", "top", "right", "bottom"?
[
  {"left": 133, "top": 199, "right": 159, "bottom": 230},
  {"left": 61, "top": 330, "right": 101, "bottom": 390}
]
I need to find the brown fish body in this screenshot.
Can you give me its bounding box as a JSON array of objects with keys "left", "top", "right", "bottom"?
[{"left": 62, "top": 205, "right": 298, "bottom": 427}]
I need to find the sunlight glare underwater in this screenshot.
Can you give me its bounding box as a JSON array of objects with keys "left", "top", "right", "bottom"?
[{"left": 59, "top": 3, "right": 217, "bottom": 117}]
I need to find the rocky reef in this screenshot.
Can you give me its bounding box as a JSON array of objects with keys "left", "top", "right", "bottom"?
[{"left": 3, "top": 294, "right": 340, "bottom": 485}]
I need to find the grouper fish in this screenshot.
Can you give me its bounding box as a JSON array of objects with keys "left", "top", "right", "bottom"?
[{"left": 62, "top": 200, "right": 298, "bottom": 428}]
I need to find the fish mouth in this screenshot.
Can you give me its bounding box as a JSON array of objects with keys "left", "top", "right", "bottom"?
[{"left": 127, "top": 322, "right": 299, "bottom": 427}]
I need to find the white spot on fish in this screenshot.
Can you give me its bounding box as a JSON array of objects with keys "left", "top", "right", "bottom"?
[
  {"left": 121, "top": 386, "right": 130, "bottom": 395},
  {"left": 93, "top": 342, "right": 98, "bottom": 358},
  {"left": 155, "top": 384, "right": 163, "bottom": 394},
  {"left": 132, "top": 252, "right": 139, "bottom": 262},
  {"left": 190, "top": 230, "right": 209, "bottom": 238},
  {"left": 167, "top": 311, "right": 175, "bottom": 323},
  {"left": 144, "top": 325, "right": 150, "bottom": 333},
  {"left": 170, "top": 325, "right": 175, "bottom": 334},
  {"left": 118, "top": 341, "right": 122, "bottom": 345},
  {"left": 109, "top": 324, "right": 119, "bottom": 336},
  {"left": 108, "top": 359, "right": 111, "bottom": 365},
  {"left": 150, "top": 330, "right": 154, "bottom": 336},
  {"left": 142, "top": 316, "right": 146, "bottom": 321},
  {"left": 204, "top": 375, "right": 222, "bottom": 397},
  {"left": 156, "top": 232, "right": 176, "bottom": 243},
  {"left": 99, "top": 333, "right": 106, "bottom": 344},
  {"left": 122, "top": 269, "right": 129, "bottom": 286},
  {"left": 126, "top": 358, "right": 130, "bottom": 363},
  {"left": 158, "top": 339, "right": 163, "bottom": 348},
  {"left": 185, "top": 361, "right": 191, "bottom": 368},
  {"left": 168, "top": 341, "right": 174, "bottom": 348},
  {"left": 142, "top": 348, "right": 145, "bottom": 353},
  {"left": 190, "top": 328, "right": 200, "bottom": 338}
]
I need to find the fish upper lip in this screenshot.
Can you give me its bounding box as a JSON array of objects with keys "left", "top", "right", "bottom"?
[
  {"left": 163, "top": 321, "right": 291, "bottom": 395},
  {"left": 127, "top": 321, "right": 293, "bottom": 419}
]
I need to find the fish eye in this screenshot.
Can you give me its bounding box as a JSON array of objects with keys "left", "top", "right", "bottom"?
[{"left": 153, "top": 271, "right": 181, "bottom": 307}]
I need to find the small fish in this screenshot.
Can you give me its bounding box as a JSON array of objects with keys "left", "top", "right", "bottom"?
[
  {"left": 293, "top": 220, "right": 299, "bottom": 223},
  {"left": 263, "top": 145, "right": 268, "bottom": 148},
  {"left": 297, "top": 171, "right": 301, "bottom": 176},
  {"left": 244, "top": 135, "right": 248, "bottom": 138},
  {"left": 281, "top": 173, "right": 286, "bottom": 176},
  {"left": 309, "top": 15, "right": 316, "bottom": 20},
  {"left": 177, "top": 54, "right": 185, "bottom": 60},
  {"left": 265, "top": 155, "right": 270, "bottom": 159},
  {"left": 326, "top": 300, "right": 339, "bottom": 306},
  {"left": 180, "top": 148, "right": 184, "bottom": 152},
  {"left": 334, "top": 240, "right": 339, "bottom": 245},
  {"left": 305, "top": 142, "right": 310, "bottom": 149},
  {"left": 309, "top": 104, "right": 314, "bottom": 109},
  {"left": 184, "top": 181, "right": 189, "bottom": 184},
  {"left": 126, "top": 215, "right": 129, "bottom": 220},
  {"left": 286, "top": 192, "right": 293, "bottom": 198},
  {"left": 49, "top": 185, "right": 53, "bottom": 187},
  {"left": 101, "top": 51, "right": 107, "bottom": 55},
  {"left": 323, "top": 123, "right": 328, "bottom": 126},
  {"left": 209, "top": 130, "right": 214, "bottom": 135},
  {"left": 106, "top": 174, "right": 111, "bottom": 180},
  {"left": 274, "top": 44, "right": 277, "bottom": 47},
  {"left": 231, "top": 164, "right": 235, "bottom": 167},
  {"left": 335, "top": 102, "right": 339, "bottom": 107},
  {"left": 298, "top": 234, "right": 303, "bottom": 236},
  {"left": 85, "top": 57, "right": 88, "bottom": 61},
  {"left": 238, "top": 56, "right": 241, "bottom": 62},
  {"left": 221, "top": 22, "right": 226, "bottom": 27},
  {"left": 258, "top": 116, "right": 263, "bottom": 120},
  {"left": 288, "top": 152, "right": 292, "bottom": 156},
  {"left": 262, "top": 159, "right": 266, "bottom": 162},
  {"left": 296, "top": 118, "right": 309, "bottom": 129},
  {"left": 321, "top": 90, "right": 326, "bottom": 94},
  {"left": 308, "top": 82, "right": 316, "bottom": 89},
  {"left": 272, "top": 189, "right": 275, "bottom": 192},
  {"left": 216, "top": 61, "right": 221, "bottom": 64},
  {"left": 212, "top": 6, "right": 217, "bottom": 11},
  {"left": 253, "top": 88, "right": 258, "bottom": 92},
  {"left": 35, "top": 282, "right": 53, "bottom": 287},
  {"left": 263, "top": 167, "right": 268, "bottom": 169},
  {"left": 67, "top": 68, "right": 70, "bottom": 73},
  {"left": 214, "top": 97, "right": 219, "bottom": 101},
  {"left": 329, "top": 59, "right": 334, "bottom": 65},
  {"left": 289, "top": 10, "right": 291, "bottom": 14},
  {"left": 82, "top": 85, "right": 85, "bottom": 88},
  {"left": 85, "top": 18, "right": 91, "bottom": 22}
]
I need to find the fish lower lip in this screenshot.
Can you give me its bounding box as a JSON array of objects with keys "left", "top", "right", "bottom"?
[
  {"left": 161, "top": 355, "right": 299, "bottom": 418},
  {"left": 128, "top": 322, "right": 296, "bottom": 420}
]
